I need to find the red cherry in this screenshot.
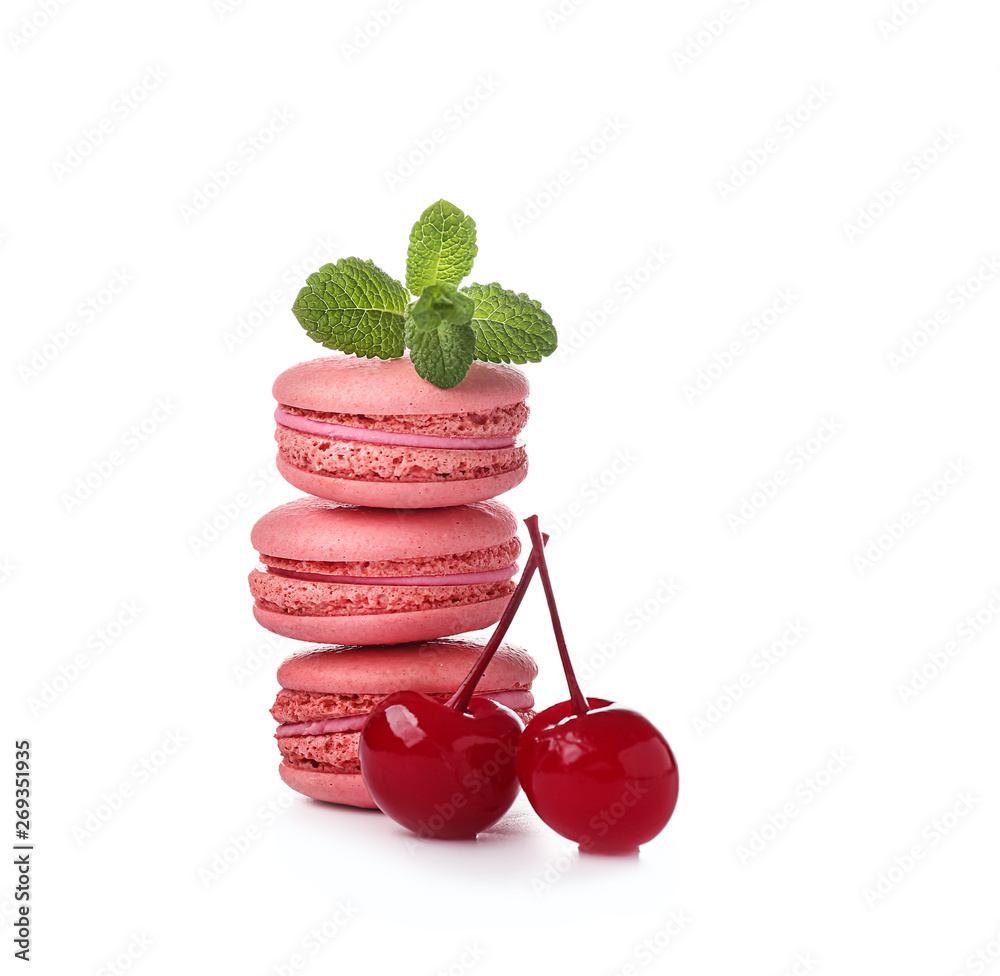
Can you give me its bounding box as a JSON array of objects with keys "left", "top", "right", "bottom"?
[
  {"left": 360, "top": 692, "right": 522, "bottom": 839},
  {"left": 358, "top": 536, "right": 549, "bottom": 839},
  {"left": 516, "top": 698, "right": 679, "bottom": 854},
  {"left": 517, "top": 516, "right": 680, "bottom": 853}
]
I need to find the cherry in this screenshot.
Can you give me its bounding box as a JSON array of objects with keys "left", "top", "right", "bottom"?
[
  {"left": 360, "top": 692, "right": 522, "bottom": 839},
  {"left": 358, "top": 539, "right": 548, "bottom": 839},
  {"left": 517, "top": 699, "right": 679, "bottom": 854},
  {"left": 515, "top": 516, "right": 679, "bottom": 854}
]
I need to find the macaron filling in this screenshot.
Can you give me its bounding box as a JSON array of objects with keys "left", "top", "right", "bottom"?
[{"left": 275, "top": 408, "right": 517, "bottom": 450}]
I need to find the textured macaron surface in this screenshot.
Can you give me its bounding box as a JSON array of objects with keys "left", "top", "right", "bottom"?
[
  {"left": 275, "top": 639, "right": 538, "bottom": 695},
  {"left": 275, "top": 427, "right": 526, "bottom": 484},
  {"left": 251, "top": 497, "right": 517, "bottom": 562},
  {"left": 249, "top": 572, "right": 515, "bottom": 616},
  {"left": 278, "top": 731, "right": 364, "bottom": 774},
  {"left": 273, "top": 355, "right": 529, "bottom": 415},
  {"left": 259, "top": 538, "right": 519, "bottom": 578}
]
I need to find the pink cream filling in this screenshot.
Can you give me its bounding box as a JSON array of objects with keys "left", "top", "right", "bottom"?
[
  {"left": 274, "top": 690, "right": 535, "bottom": 737},
  {"left": 275, "top": 407, "right": 517, "bottom": 450},
  {"left": 264, "top": 565, "right": 518, "bottom": 586}
]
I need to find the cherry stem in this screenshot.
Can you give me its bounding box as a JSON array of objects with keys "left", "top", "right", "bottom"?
[
  {"left": 447, "top": 533, "right": 549, "bottom": 714},
  {"left": 524, "top": 515, "right": 590, "bottom": 717}
]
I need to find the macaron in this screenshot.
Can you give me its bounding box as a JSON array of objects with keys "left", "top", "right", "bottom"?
[
  {"left": 250, "top": 497, "right": 520, "bottom": 645},
  {"left": 272, "top": 354, "right": 529, "bottom": 508},
  {"left": 272, "top": 639, "right": 538, "bottom": 808}
]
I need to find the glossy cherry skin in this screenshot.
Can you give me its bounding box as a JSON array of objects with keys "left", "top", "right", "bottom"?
[
  {"left": 359, "top": 691, "right": 522, "bottom": 839},
  {"left": 516, "top": 698, "right": 679, "bottom": 854}
]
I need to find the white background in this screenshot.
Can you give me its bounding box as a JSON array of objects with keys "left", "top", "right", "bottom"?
[{"left": 4, "top": 0, "right": 1000, "bottom": 973}]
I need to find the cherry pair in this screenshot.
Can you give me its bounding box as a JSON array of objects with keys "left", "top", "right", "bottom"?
[{"left": 359, "top": 517, "right": 679, "bottom": 854}]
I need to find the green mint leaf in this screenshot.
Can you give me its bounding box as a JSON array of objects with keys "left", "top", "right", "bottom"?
[
  {"left": 405, "top": 199, "right": 478, "bottom": 295},
  {"left": 292, "top": 257, "right": 407, "bottom": 358},
  {"left": 460, "top": 282, "right": 558, "bottom": 364},
  {"left": 404, "top": 282, "right": 476, "bottom": 388}
]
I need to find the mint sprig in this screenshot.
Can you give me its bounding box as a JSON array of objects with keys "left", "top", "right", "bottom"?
[
  {"left": 463, "top": 282, "right": 557, "bottom": 364},
  {"left": 406, "top": 200, "right": 477, "bottom": 294},
  {"left": 404, "top": 283, "right": 476, "bottom": 389},
  {"left": 292, "top": 257, "right": 408, "bottom": 358},
  {"left": 290, "top": 199, "right": 558, "bottom": 388}
]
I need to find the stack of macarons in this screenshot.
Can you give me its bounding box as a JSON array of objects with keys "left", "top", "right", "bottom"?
[{"left": 249, "top": 354, "right": 538, "bottom": 808}]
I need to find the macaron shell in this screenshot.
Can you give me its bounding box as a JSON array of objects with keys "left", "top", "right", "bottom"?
[
  {"left": 279, "top": 763, "right": 378, "bottom": 809},
  {"left": 251, "top": 496, "right": 517, "bottom": 562},
  {"left": 253, "top": 597, "right": 510, "bottom": 645},
  {"left": 277, "top": 456, "right": 527, "bottom": 508},
  {"left": 273, "top": 355, "right": 529, "bottom": 415},
  {"left": 277, "top": 639, "right": 537, "bottom": 695}
]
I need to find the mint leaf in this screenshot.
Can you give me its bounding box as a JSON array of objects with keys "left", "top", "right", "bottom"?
[
  {"left": 404, "top": 282, "right": 476, "bottom": 388},
  {"left": 461, "top": 282, "right": 558, "bottom": 364},
  {"left": 292, "top": 257, "right": 408, "bottom": 358},
  {"left": 406, "top": 199, "right": 477, "bottom": 295}
]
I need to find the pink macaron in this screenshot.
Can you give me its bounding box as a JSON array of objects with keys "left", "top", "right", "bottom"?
[
  {"left": 250, "top": 497, "right": 521, "bottom": 645},
  {"left": 273, "top": 639, "right": 538, "bottom": 808},
  {"left": 272, "top": 355, "right": 529, "bottom": 508}
]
